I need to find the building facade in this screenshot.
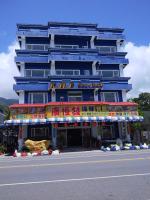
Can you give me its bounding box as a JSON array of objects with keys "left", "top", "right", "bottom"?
[{"left": 5, "top": 22, "right": 143, "bottom": 149}]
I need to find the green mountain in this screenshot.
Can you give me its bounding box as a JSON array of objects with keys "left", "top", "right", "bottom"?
[{"left": 0, "top": 97, "right": 18, "bottom": 106}]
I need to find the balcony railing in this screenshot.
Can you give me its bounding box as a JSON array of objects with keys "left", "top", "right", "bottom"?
[
  {"left": 26, "top": 44, "right": 49, "bottom": 51},
  {"left": 97, "top": 32, "right": 125, "bottom": 40},
  {"left": 17, "top": 29, "right": 48, "bottom": 37}
]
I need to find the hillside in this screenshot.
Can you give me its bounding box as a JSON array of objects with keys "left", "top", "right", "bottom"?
[{"left": 0, "top": 97, "right": 18, "bottom": 106}]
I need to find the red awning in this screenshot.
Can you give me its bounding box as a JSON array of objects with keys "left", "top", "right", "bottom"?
[{"left": 10, "top": 101, "right": 138, "bottom": 108}]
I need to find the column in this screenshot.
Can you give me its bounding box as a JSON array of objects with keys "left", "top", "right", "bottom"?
[
  {"left": 51, "top": 60, "right": 55, "bottom": 75},
  {"left": 20, "top": 63, "right": 25, "bottom": 76},
  {"left": 18, "top": 126, "right": 23, "bottom": 151},
  {"left": 122, "top": 90, "right": 127, "bottom": 102},
  {"left": 19, "top": 91, "right": 25, "bottom": 104},
  {"left": 51, "top": 89, "right": 56, "bottom": 102},
  {"left": 52, "top": 127, "right": 57, "bottom": 149},
  {"left": 90, "top": 36, "right": 95, "bottom": 49},
  {"left": 92, "top": 61, "right": 97, "bottom": 75},
  {"left": 50, "top": 34, "right": 55, "bottom": 48},
  {"left": 21, "top": 37, "right": 26, "bottom": 49},
  {"left": 94, "top": 89, "right": 99, "bottom": 101},
  {"left": 119, "top": 64, "right": 124, "bottom": 77}
]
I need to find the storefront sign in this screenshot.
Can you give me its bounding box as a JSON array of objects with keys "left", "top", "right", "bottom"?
[
  {"left": 48, "top": 81, "right": 103, "bottom": 90},
  {"left": 10, "top": 105, "right": 139, "bottom": 120}
]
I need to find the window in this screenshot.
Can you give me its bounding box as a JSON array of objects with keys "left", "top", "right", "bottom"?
[
  {"left": 32, "top": 70, "right": 44, "bottom": 77},
  {"left": 56, "top": 70, "right": 80, "bottom": 76},
  {"left": 95, "top": 46, "right": 116, "bottom": 53},
  {"left": 96, "top": 70, "right": 119, "bottom": 77},
  {"left": 101, "top": 125, "right": 115, "bottom": 140},
  {"left": 102, "top": 71, "right": 113, "bottom": 77},
  {"left": 68, "top": 92, "right": 82, "bottom": 102},
  {"left": 101, "top": 92, "right": 118, "bottom": 102},
  {"left": 26, "top": 44, "right": 49, "bottom": 51},
  {"left": 28, "top": 93, "right": 48, "bottom": 104},
  {"left": 84, "top": 70, "right": 90, "bottom": 75},
  {"left": 25, "top": 70, "right": 32, "bottom": 77},
  {"left": 31, "top": 127, "right": 49, "bottom": 138},
  {"left": 55, "top": 45, "right": 79, "bottom": 49},
  {"left": 25, "top": 69, "right": 50, "bottom": 77}
]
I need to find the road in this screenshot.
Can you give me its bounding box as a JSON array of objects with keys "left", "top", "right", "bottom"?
[{"left": 0, "top": 150, "right": 150, "bottom": 200}]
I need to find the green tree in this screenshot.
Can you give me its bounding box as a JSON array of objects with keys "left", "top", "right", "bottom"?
[{"left": 128, "top": 92, "right": 150, "bottom": 112}]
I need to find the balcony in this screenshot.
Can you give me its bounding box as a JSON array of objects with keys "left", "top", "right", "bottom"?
[
  {"left": 17, "top": 29, "right": 48, "bottom": 37},
  {"left": 48, "top": 51, "right": 128, "bottom": 64},
  {"left": 97, "top": 32, "right": 125, "bottom": 41},
  {"left": 48, "top": 27, "right": 98, "bottom": 36}
]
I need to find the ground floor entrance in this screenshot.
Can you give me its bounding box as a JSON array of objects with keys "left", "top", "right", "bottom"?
[{"left": 57, "top": 127, "right": 91, "bottom": 148}]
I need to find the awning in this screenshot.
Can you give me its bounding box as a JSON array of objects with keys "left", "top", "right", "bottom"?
[{"left": 4, "top": 116, "right": 144, "bottom": 125}]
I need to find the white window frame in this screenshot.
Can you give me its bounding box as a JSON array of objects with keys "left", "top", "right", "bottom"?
[
  {"left": 28, "top": 92, "right": 48, "bottom": 104},
  {"left": 101, "top": 92, "right": 118, "bottom": 102},
  {"left": 96, "top": 70, "right": 120, "bottom": 77},
  {"left": 55, "top": 69, "right": 80, "bottom": 76},
  {"left": 68, "top": 91, "right": 82, "bottom": 102},
  {"left": 25, "top": 69, "right": 51, "bottom": 78},
  {"left": 95, "top": 46, "right": 116, "bottom": 53},
  {"left": 26, "top": 44, "right": 49, "bottom": 51},
  {"left": 55, "top": 44, "right": 79, "bottom": 49},
  {"left": 31, "top": 127, "right": 49, "bottom": 138}
]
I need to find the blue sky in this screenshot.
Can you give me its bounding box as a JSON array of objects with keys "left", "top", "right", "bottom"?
[{"left": 0, "top": 0, "right": 150, "bottom": 51}]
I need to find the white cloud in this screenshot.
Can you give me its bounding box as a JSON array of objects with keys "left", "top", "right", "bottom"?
[
  {"left": 124, "top": 42, "right": 150, "bottom": 98},
  {"left": 0, "top": 42, "right": 19, "bottom": 99},
  {"left": 0, "top": 41, "right": 150, "bottom": 99}
]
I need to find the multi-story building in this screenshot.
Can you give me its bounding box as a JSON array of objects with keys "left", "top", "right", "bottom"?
[{"left": 5, "top": 22, "right": 143, "bottom": 149}]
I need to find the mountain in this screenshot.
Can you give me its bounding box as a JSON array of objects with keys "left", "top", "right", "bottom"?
[{"left": 0, "top": 97, "right": 18, "bottom": 106}]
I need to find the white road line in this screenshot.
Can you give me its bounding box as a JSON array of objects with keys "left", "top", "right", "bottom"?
[
  {"left": 0, "top": 150, "right": 150, "bottom": 163},
  {"left": 0, "top": 172, "right": 150, "bottom": 187}
]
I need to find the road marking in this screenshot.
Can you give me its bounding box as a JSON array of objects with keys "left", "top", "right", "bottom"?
[
  {"left": 0, "top": 150, "right": 150, "bottom": 163},
  {"left": 0, "top": 157, "right": 150, "bottom": 169},
  {"left": 0, "top": 172, "right": 150, "bottom": 187}
]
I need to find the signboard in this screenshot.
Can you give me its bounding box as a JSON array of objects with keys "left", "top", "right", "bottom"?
[
  {"left": 48, "top": 81, "right": 103, "bottom": 90},
  {"left": 10, "top": 105, "right": 139, "bottom": 120}
]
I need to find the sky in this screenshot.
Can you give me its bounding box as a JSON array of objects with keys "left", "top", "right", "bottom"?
[{"left": 0, "top": 0, "right": 150, "bottom": 99}]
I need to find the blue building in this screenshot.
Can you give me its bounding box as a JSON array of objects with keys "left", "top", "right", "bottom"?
[{"left": 6, "top": 22, "right": 143, "bottom": 149}]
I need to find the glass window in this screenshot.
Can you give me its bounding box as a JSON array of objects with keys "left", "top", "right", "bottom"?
[
  {"left": 68, "top": 92, "right": 82, "bottom": 102},
  {"left": 56, "top": 70, "right": 61, "bottom": 75},
  {"left": 84, "top": 70, "right": 90, "bottom": 75},
  {"left": 62, "top": 70, "right": 73, "bottom": 76},
  {"left": 32, "top": 70, "right": 44, "bottom": 77},
  {"left": 101, "top": 126, "right": 115, "bottom": 140},
  {"left": 68, "top": 96, "right": 82, "bottom": 102},
  {"left": 31, "top": 127, "right": 49, "bottom": 138},
  {"left": 74, "top": 70, "right": 80, "bottom": 75},
  {"left": 25, "top": 70, "right": 31, "bottom": 77},
  {"left": 102, "top": 92, "right": 118, "bottom": 102},
  {"left": 89, "top": 106, "right": 94, "bottom": 111},
  {"left": 28, "top": 93, "right": 48, "bottom": 104},
  {"left": 102, "top": 71, "right": 113, "bottom": 77},
  {"left": 45, "top": 70, "right": 50, "bottom": 77},
  {"left": 113, "top": 71, "right": 119, "bottom": 77}
]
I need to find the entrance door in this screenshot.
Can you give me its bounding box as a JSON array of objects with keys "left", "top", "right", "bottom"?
[{"left": 67, "top": 129, "right": 82, "bottom": 147}]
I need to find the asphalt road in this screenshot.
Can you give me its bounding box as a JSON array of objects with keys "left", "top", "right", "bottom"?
[{"left": 0, "top": 150, "right": 150, "bottom": 200}]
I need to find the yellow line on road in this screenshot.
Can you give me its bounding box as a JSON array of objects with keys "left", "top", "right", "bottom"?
[{"left": 0, "top": 157, "right": 150, "bottom": 169}]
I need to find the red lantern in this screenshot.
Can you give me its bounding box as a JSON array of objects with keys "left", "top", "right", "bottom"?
[
  {"left": 83, "top": 122, "right": 88, "bottom": 127},
  {"left": 74, "top": 122, "right": 78, "bottom": 127},
  {"left": 92, "top": 122, "right": 97, "bottom": 127},
  {"left": 53, "top": 123, "right": 58, "bottom": 128},
  {"left": 102, "top": 122, "right": 106, "bottom": 126},
  {"left": 64, "top": 123, "right": 68, "bottom": 127}
]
